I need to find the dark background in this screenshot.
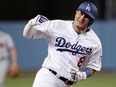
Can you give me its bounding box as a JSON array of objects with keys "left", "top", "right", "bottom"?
[{"left": 0, "top": 0, "right": 105, "bottom": 20}]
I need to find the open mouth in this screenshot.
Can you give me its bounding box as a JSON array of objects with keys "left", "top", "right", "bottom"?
[{"left": 78, "top": 20, "right": 85, "bottom": 25}]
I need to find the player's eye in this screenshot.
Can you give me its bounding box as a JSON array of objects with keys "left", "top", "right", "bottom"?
[{"left": 80, "top": 11, "right": 84, "bottom": 15}]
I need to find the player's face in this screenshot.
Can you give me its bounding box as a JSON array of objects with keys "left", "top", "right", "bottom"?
[{"left": 73, "top": 10, "right": 91, "bottom": 31}]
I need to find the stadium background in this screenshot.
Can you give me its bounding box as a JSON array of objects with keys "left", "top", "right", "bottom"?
[{"left": 0, "top": 0, "right": 116, "bottom": 87}]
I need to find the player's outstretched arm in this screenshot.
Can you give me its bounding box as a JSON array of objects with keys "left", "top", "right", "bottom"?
[
  {"left": 9, "top": 47, "right": 20, "bottom": 78},
  {"left": 23, "top": 19, "right": 35, "bottom": 39},
  {"left": 23, "top": 15, "right": 48, "bottom": 39}
]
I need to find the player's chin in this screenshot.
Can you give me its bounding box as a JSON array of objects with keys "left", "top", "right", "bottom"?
[
  {"left": 77, "top": 25, "right": 88, "bottom": 30},
  {"left": 78, "top": 22, "right": 88, "bottom": 28},
  {"left": 77, "top": 24, "right": 85, "bottom": 29},
  {"left": 78, "top": 21, "right": 83, "bottom": 24}
]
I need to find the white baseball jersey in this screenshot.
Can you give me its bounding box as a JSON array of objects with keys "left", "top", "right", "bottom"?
[
  {"left": 0, "top": 31, "right": 14, "bottom": 59},
  {"left": 32, "top": 20, "right": 102, "bottom": 79}
]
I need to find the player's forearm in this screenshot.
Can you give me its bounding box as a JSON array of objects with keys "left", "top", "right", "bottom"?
[
  {"left": 85, "top": 68, "right": 96, "bottom": 76},
  {"left": 78, "top": 68, "right": 96, "bottom": 80},
  {"left": 9, "top": 47, "right": 18, "bottom": 64},
  {"left": 23, "top": 23, "right": 35, "bottom": 39},
  {"left": 70, "top": 68, "right": 96, "bottom": 81},
  {"left": 23, "top": 15, "right": 49, "bottom": 39}
]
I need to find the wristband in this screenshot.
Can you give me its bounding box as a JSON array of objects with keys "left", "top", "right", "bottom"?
[{"left": 84, "top": 69, "right": 91, "bottom": 78}]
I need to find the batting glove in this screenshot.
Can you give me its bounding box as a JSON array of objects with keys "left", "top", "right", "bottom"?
[
  {"left": 28, "top": 15, "right": 48, "bottom": 26},
  {"left": 70, "top": 70, "right": 78, "bottom": 81},
  {"left": 70, "top": 70, "right": 87, "bottom": 81},
  {"left": 76, "top": 71, "right": 87, "bottom": 81}
]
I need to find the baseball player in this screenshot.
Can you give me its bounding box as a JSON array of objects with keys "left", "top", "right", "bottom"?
[
  {"left": 23, "top": 1, "right": 102, "bottom": 87},
  {"left": 0, "top": 30, "right": 20, "bottom": 87}
]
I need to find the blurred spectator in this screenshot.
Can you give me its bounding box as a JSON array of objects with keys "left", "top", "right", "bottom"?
[{"left": 0, "top": 29, "right": 19, "bottom": 87}]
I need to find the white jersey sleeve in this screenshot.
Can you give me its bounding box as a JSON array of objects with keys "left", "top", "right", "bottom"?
[
  {"left": 83, "top": 41, "right": 102, "bottom": 71},
  {"left": 80, "top": 30, "right": 102, "bottom": 71},
  {"left": 23, "top": 21, "right": 50, "bottom": 39},
  {"left": 29, "top": 20, "right": 51, "bottom": 39},
  {"left": 23, "top": 15, "right": 49, "bottom": 39}
]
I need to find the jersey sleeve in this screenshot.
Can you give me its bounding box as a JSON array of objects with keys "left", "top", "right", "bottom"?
[
  {"left": 32, "top": 20, "right": 51, "bottom": 39},
  {"left": 85, "top": 44, "right": 102, "bottom": 71}
]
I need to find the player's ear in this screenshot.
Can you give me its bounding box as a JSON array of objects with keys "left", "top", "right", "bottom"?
[
  {"left": 89, "top": 20, "right": 94, "bottom": 26},
  {"left": 88, "top": 19, "right": 94, "bottom": 26}
]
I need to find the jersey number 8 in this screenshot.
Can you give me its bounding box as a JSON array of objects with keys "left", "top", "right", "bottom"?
[{"left": 77, "top": 57, "right": 85, "bottom": 67}]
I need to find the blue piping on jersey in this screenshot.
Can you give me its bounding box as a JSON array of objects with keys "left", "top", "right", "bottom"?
[{"left": 76, "top": 28, "right": 90, "bottom": 35}]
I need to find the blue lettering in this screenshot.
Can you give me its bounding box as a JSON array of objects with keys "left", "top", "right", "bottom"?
[
  {"left": 65, "top": 42, "right": 71, "bottom": 48},
  {"left": 81, "top": 47, "right": 86, "bottom": 52},
  {"left": 55, "top": 37, "right": 92, "bottom": 55},
  {"left": 86, "top": 48, "right": 92, "bottom": 55},
  {"left": 76, "top": 45, "right": 82, "bottom": 52},
  {"left": 71, "top": 42, "right": 78, "bottom": 50},
  {"left": 55, "top": 37, "right": 65, "bottom": 47}
]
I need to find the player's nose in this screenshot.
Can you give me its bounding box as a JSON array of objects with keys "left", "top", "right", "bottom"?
[{"left": 80, "top": 14, "right": 85, "bottom": 21}]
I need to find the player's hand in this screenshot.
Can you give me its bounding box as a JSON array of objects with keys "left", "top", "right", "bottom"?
[
  {"left": 9, "top": 63, "right": 20, "bottom": 78},
  {"left": 70, "top": 69, "right": 86, "bottom": 81},
  {"left": 70, "top": 69, "right": 78, "bottom": 81},
  {"left": 28, "top": 15, "right": 48, "bottom": 26},
  {"left": 76, "top": 71, "right": 86, "bottom": 81}
]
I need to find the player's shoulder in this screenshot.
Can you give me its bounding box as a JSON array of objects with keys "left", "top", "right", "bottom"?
[
  {"left": 0, "top": 31, "right": 12, "bottom": 38},
  {"left": 49, "top": 19, "right": 72, "bottom": 27},
  {"left": 50, "top": 19, "right": 72, "bottom": 24},
  {"left": 89, "top": 29, "right": 102, "bottom": 45},
  {"left": 90, "top": 29, "right": 100, "bottom": 39}
]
